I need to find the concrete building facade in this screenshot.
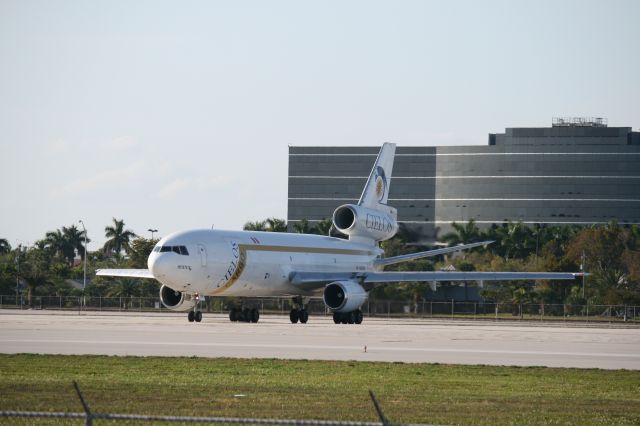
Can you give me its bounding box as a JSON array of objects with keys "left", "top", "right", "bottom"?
[{"left": 288, "top": 119, "right": 640, "bottom": 242}]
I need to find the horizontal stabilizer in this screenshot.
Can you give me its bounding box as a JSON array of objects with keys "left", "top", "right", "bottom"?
[
  {"left": 96, "top": 269, "right": 155, "bottom": 279},
  {"left": 375, "top": 241, "right": 492, "bottom": 267}
]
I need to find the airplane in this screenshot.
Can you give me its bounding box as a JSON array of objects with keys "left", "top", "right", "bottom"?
[{"left": 97, "top": 143, "right": 582, "bottom": 324}]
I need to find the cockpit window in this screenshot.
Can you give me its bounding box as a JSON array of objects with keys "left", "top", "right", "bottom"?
[
  {"left": 159, "top": 245, "right": 189, "bottom": 255},
  {"left": 153, "top": 246, "right": 161, "bottom": 253}
]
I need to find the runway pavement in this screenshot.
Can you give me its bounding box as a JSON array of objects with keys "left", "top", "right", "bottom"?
[{"left": 1, "top": 310, "right": 639, "bottom": 369}]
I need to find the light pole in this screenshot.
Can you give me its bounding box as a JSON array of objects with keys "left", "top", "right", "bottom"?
[
  {"left": 581, "top": 250, "right": 586, "bottom": 300},
  {"left": 15, "top": 244, "right": 21, "bottom": 306},
  {"left": 79, "top": 220, "right": 87, "bottom": 298},
  {"left": 148, "top": 228, "right": 158, "bottom": 240}
]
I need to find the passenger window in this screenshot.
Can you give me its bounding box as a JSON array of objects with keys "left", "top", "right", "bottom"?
[{"left": 180, "top": 246, "right": 189, "bottom": 255}]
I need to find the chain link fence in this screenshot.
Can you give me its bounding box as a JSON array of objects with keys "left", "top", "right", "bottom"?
[
  {"left": 0, "top": 382, "right": 431, "bottom": 426},
  {"left": 1, "top": 294, "right": 638, "bottom": 323}
]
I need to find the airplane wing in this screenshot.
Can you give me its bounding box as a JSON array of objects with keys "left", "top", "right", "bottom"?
[
  {"left": 96, "top": 269, "right": 155, "bottom": 279},
  {"left": 374, "top": 241, "right": 493, "bottom": 267},
  {"left": 290, "top": 270, "right": 581, "bottom": 289}
]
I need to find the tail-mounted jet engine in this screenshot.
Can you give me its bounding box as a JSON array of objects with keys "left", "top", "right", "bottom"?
[
  {"left": 159, "top": 285, "right": 197, "bottom": 311},
  {"left": 323, "top": 280, "right": 368, "bottom": 313},
  {"left": 332, "top": 204, "right": 398, "bottom": 242}
]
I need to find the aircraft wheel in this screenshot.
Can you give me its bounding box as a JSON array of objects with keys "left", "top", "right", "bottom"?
[
  {"left": 340, "top": 313, "right": 348, "bottom": 324},
  {"left": 299, "top": 309, "right": 309, "bottom": 324},
  {"left": 250, "top": 308, "right": 260, "bottom": 323},
  {"left": 289, "top": 309, "right": 299, "bottom": 324},
  {"left": 195, "top": 311, "right": 202, "bottom": 322},
  {"left": 347, "top": 311, "right": 356, "bottom": 324},
  {"left": 243, "top": 308, "right": 251, "bottom": 323},
  {"left": 188, "top": 311, "right": 195, "bottom": 322},
  {"left": 333, "top": 312, "right": 341, "bottom": 324},
  {"left": 354, "top": 310, "right": 363, "bottom": 324}
]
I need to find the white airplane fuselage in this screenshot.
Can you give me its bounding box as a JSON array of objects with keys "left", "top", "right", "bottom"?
[{"left": 149, "top": 229, "right": 382, "bottom": 298}]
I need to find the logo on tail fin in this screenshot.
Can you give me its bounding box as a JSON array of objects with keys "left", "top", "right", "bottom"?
[{"left": 374, "top": 166, "right": 387, "bottom": 202}]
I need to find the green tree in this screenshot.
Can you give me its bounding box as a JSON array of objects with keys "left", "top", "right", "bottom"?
[
  {"left": 63, "top": 225, "right": 89, "bottom": 261},
  {"left": 564, "top": 223, "right": 638, "bottom": 304},
  {"left": 45, "top": 229, "right": 75, "bottom": 265},
  {"left": 265, "top": 218, "right": 288, "bottom": 232},
  {"left": 293, "top": 219, "right": 312, "bottom": 234},
  {"left": 103, "top": 218, "right": 137, "bottom": 255},
  {"left": 127, "top": 238, "right": 157, "bottom": 269},
  {"left": 105, "top": 278, "right": 142, "bottom": 309},
  {"left": 0, "top": 238, "right": 11, "bottom": 254},
  {"left": 441, "top": 220, "right": 482, "bottom": 245},
  {"left": 312, "top": 218, "right": 333, "bottom": 236},
  {"left": 243, "top": 220, "right": 267, "bottom": 231},
  {"left": 21, "top": 248, "right": 54, "bottom": 306}
]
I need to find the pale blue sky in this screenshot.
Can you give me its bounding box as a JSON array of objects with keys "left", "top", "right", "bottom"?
[{"left": 1, "top": 0, "right": 638, "bottom": 248}]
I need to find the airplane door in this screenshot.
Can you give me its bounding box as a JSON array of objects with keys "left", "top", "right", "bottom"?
[{"left": 197, "top": 244, "right": 207, "bottom": 267}]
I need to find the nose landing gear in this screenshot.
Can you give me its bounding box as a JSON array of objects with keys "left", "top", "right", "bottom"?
[
  {"left": 187, "top": 294, "right": 203, "bottom": 323},
  {"left": 188, "top": 310, "right": 203, "bottom": 322}
]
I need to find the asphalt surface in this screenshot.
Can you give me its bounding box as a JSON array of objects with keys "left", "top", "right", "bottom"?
[{"left": 1, "top": 310, "right": 639, "bottom": 369}]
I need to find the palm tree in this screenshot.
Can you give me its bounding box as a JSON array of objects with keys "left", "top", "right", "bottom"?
[
  {"left": 313, "top": 218, "right": 333, "bottom": 236},
  {"left": 0, "top": 238, "right": 11, "bottom": 254},
  {"left": 265, "top": 218, "right": 287, "bottom": 232},
  {"left": 63, "top": 225, "right": 89, "bottom": 260},
  {"left": 243, "top": 220, "right": 267, "bottom": 231},
  {"left": 293, "top": 219, "right": 312, "bottom": 234},
  {"left": 22, "top": 248, "right": 53, "bottom": 307},
  {"left": 106, "top": 278, "right": 139, "bottom": 310},
  {"left": 104, "top": 218, "right": 137, "bottom": 255},
  {"left": 45, "top": 229, "right": 75, "bottom": 265},
  {"left": 441, "top": 219, "right": 482, "bottom": 245}
]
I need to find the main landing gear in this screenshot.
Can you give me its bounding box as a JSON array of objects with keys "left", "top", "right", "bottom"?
[
  {"left": 289, "top": 296, "right": 309, "bottom": 324},
  {"left": 332, "top": 310, "right": 363, "bottom": 325},
  {"left": 289, "top": 308, "right": 309, "bottom": 324},
  {"left": 229, "top": 307, "right": 260, "bottom": 323}
]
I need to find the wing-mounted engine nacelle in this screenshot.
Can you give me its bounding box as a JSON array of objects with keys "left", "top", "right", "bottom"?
[
  {"left": 159, "top": 285, "right": 197, "bottom": 311},
  {"left": 323, "top": 280, "right": 368, "bottom": 313},
  {"left": 332, "top": 204, "right": 398, "bottom": 242}
]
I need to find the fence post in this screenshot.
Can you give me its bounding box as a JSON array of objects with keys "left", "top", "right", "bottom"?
[
  {"left": 473, "top": 302, "right": 477, "bottom": 320},
  {"left": 451, "top": 299, "right": 454, "bottom": 319},
  {"left": 586, "top": 304, "right": 589, "bottom": 323},
  {"left": 73, "top": 381, "right": 93, "bottom": 426},
  {"left": 387, "top": 301, "right": 390, "bottom": 318},
  {"left": 495, "top": 303, "right": 498, "bottom": 320}
]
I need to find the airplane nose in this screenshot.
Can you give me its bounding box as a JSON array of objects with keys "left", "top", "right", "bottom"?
[{"left": 149, "top": 253, "right": 173, "bottom": 279}]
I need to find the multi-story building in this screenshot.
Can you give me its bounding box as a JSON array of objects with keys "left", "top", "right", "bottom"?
[{"left": 288, "top": 118, "right": 640, "bottom": 242}]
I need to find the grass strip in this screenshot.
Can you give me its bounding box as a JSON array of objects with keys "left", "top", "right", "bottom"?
[{"left": 0, "top": 354, "right": 638, "bottom": 425}]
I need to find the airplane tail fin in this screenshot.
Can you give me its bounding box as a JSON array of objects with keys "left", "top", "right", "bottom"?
[{"left": 358, "top": 142, "right": 396, "bottom": 208}]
